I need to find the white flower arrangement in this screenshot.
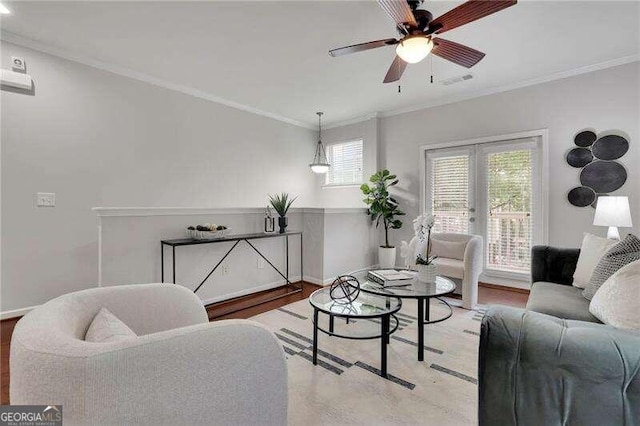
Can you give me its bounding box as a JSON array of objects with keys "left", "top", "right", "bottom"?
[{"left": 400, "top": 214, "right": 437, "bottom": 268}]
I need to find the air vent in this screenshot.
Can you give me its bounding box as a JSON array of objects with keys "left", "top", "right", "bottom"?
[{"left": 440, "top": 73, "right": 474, "bottom": 86}]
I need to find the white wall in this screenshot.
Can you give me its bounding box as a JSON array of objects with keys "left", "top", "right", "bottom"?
[
  {"left": 322, "top": 210, "right": 377, "bottom": 280},
  {"left": 0, "top": 41, "right": 319, "bottom": 314},
  {"left": 380, "top": 62, "right": 640, "bottom": 253}
]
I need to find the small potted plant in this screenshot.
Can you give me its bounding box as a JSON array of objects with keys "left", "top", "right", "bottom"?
[
  {"left": 268, "top": 193, "right": 297, "bottom": 234},
  {"left": 415, "top": 214, "right": 437, "bottom": 282},
  {"left": 361, "top": 169, "right": 405, "bottom": 268}
]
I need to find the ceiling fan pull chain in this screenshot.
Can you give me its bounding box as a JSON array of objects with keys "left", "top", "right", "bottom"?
[{"left": 430, "top": 55, "right": 434, "bottom": 84}]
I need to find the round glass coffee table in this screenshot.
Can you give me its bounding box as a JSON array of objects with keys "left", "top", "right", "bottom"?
[
  {"left": 351, "top": 269, "right": 456, "bottom": 361},
  {"left": 309, "top": 288, "right": 401, "bottom": 378}
]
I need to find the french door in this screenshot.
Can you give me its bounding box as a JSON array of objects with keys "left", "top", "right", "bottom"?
[{"left": 425, "top": 136, "right": 543, "bottom": 278}]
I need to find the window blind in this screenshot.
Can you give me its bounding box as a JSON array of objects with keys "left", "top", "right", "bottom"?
[
  {"left": 325, "top": 139, "right": 363, "bottom": 186},
  {"left": 485, "top": 148, "right": 533, "bottom": 273},
  {"left": 430, "top": 155, "right": 470, "bottom": 234}
]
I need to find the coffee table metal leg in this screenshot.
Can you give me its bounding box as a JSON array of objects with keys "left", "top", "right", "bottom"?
[
  {"left": 313, "top": 309, "right": 319, "bottom": 365},
  {"left": 417, "top": 298, "right": 425, "bottom": 361},
  {"left": 425, "top": 298, "right": 430, "bottom": 321},
  {"left": 381, "top": 314, "right": 389, "bottom": 378}
]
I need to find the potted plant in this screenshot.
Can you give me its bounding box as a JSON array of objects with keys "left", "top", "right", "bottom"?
[
  {"left": 361, "top": 169, "right": 405, "bottom": 268},
  {"left": 268, "top": 193, "right": 297, "bottom": 234},
  {"left": 416, "top": 214, "right": 437, "bottom": 282}
]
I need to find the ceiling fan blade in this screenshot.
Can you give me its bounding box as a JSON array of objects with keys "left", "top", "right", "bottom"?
[
  {"left": 329, "top": 39, "right": 398, "bottom": 57},
  {"left": 431, "top": 38, "right": 485, "bottom": 68},
  {"left": 383, "top": 55, "right": 408, "bottom": 83},
  {"left": 377, "top": 0, "right": 418, "bottom": 30},
  {"left": 428, "top": 0, "right": 516, "bottom": 34}
]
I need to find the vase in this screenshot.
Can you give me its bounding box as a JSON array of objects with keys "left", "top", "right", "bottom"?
[
  {"left": 378, "top": 246, "right": 396, "bottom": 268},
  {"left": 278, "top": 216, "right": 288, "bottom": 234},
  {"left": 417, "top": 263, "right": 437, "bottom": 283},
  {"left": 264, "top": 217, "right": 275, "bottom": 233}
]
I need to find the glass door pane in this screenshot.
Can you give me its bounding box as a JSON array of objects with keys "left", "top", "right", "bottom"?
[
  {"left": 484, "top": 148, "right": 534, "bottom": 273},
  {"left": 426, "top": 149, "right": 475, "bottom": 234}
]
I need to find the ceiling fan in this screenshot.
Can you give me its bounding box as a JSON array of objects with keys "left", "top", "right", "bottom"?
[{"left": 329, "top": 0, "right": 517, "bottom": 83}]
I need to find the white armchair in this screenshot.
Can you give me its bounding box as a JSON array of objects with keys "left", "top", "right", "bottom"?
[
  {"left": 10, "top": 283, "right": 287, "bottom": 426},
  {"left": 430, "top": 233, "right": 483, "bottom": 309}
]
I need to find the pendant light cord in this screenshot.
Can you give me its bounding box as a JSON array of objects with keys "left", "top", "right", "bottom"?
[{"left": 317, "top": 112, "right": 323, "bottom": 143}]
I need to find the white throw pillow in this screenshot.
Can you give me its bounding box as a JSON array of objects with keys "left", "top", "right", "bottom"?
[
  {"left": 572, "top": 233, "right": 617, "bottom": 288},
  {"left": 589, "top": 260, "right": 640, "bottom": 331},
  {"left": 430, "top": 239, "right": 467, "bottom": 260},
  {"left": 85, "top": 307, "right": 137, "bottom": 343}
]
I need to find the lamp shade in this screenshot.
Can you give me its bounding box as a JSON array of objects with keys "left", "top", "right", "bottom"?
[
  {"left": 395, "top": 36, "right": 433, "bottom": 64},
  {"left": 593, "top": 196, "right": 633, "bottom": 227}
]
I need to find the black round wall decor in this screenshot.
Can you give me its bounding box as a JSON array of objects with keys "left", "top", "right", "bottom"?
[
  {"left": 591, "top": 135, "right": 629, "bottom": 160},
  {"left": 566, "top": 147, "right": 594, "bottom": 168},
  {"left": 580, "top": 160, "right": 627, "bottom": 193},
  {"left": 568, "top": 186, "right": 596, "bottom": 207},
  {"left": 574, "top": 130, "right": 597, "bottom": 147},
  {"left": 567, "top": 129, "right": 629, "bottom": 207}
]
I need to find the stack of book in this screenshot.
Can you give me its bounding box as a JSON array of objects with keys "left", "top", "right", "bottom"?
[{"left": 367, "top": 269, "right": 416, "bottom": 287}]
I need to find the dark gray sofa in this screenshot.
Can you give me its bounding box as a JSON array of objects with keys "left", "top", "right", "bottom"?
[{"left": 479, "top": 245, "right": 640, "bottom": 426}]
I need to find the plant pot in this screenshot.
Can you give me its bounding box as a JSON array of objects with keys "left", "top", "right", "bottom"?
[
  {"left": 417, "top": 263, "right": 437, "bottom": 283},
  {"left": 378, "top": 246, "right": 396, "bottom": 268},
  {"left": 278, "top": 216, "right": 288, "bottom": 234}
]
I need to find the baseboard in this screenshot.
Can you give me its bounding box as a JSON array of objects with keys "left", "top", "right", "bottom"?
[
  {"left": 1, "top": 305, "right": 36, "bottom": 320},
  {"left": 479, "top": 282, "right": 530, "bottom": 294},
  {"left": 199, "top": 276, "right": 304, "bottom": 306}
]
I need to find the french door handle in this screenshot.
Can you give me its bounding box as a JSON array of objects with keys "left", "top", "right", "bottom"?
[{"left": 469, "top": 208, "right": 475, "bottom": 213}]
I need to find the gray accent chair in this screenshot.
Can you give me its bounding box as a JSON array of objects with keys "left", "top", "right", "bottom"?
[
  {"left": 479, "top": 246, "right": 640, "bottom": 426},
  {"left": 10, "top": 284, "right": 288, "bottom": 426}
]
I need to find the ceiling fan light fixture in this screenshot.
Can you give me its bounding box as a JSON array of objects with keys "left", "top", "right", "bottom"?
[{"left": 395, "top": 35, "right": 433, "bottom": 64}]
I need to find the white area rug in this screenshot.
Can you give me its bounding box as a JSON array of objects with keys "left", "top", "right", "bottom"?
[{"left": 250, "top": 297, "right": 485, "bottom": 425}]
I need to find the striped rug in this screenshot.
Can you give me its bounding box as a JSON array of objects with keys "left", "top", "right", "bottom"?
[{"left": 250, "top": 298, "right": 487, "bottom": 425}]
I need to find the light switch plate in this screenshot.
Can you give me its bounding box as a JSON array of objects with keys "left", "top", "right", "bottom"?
[{"left": 36, "top": 192, "right": 55, "bottom": 207}]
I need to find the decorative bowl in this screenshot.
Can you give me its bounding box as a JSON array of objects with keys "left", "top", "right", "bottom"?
[{"left": 186, "top": 228, "right": 231, "bottom": 240}]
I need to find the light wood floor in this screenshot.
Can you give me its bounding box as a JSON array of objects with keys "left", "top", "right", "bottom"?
[{"left": 0, "top": 282, "right": 527, "bottom": 404}]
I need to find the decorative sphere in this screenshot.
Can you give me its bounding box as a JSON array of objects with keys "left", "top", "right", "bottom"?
[{"left": 329, "top": 275, "right": 360, "bottom": 304}]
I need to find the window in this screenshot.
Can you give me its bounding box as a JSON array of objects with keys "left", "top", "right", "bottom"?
[{"left": 325, "top": 139, "right": 363, "bottom": 186}]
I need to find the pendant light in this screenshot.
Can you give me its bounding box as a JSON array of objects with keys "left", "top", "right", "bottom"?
[{"left": 309, "top": 112, "right": 330, "bottom": 174}]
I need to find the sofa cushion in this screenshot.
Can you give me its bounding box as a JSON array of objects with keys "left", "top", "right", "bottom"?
[
  {"left": 527, "top": 282, "right": 601, "bottom": 323},
  {"left": 590, "top": 260, "right": 640, "bottom": 331},
  {"left": 573, "top": 233, "right": 617, "bottom": 288},
  {"left": 85, "top": 307, "right": 137, "bottom": 343},
  {"left": 433, "top": 257, "right": 464, "bottom": 280},
  {"left": 583, "top": 233, "right": 640, "bottom": 300},
  {"left": 430, "top": 239, "right": 467, "bottom": 260}
]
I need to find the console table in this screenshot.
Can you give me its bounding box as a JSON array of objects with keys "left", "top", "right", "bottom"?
[{"left": 161, "top": 232, "right": 303, "bottom": 310}]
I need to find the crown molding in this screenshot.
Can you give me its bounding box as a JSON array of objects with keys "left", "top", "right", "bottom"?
[
  {"left": 323, "top": 113, "right": 379, "bottom": 130},
  {"left": 0, "top": 31, "right": 316, "bottom": 130},
  {"left": 378, "top": 54, "right": 640, "bottom": 119}
]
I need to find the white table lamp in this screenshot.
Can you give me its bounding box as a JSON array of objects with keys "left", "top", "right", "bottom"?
[{"left": 593, "top": 196, "right": 633, "bottom": 240}]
